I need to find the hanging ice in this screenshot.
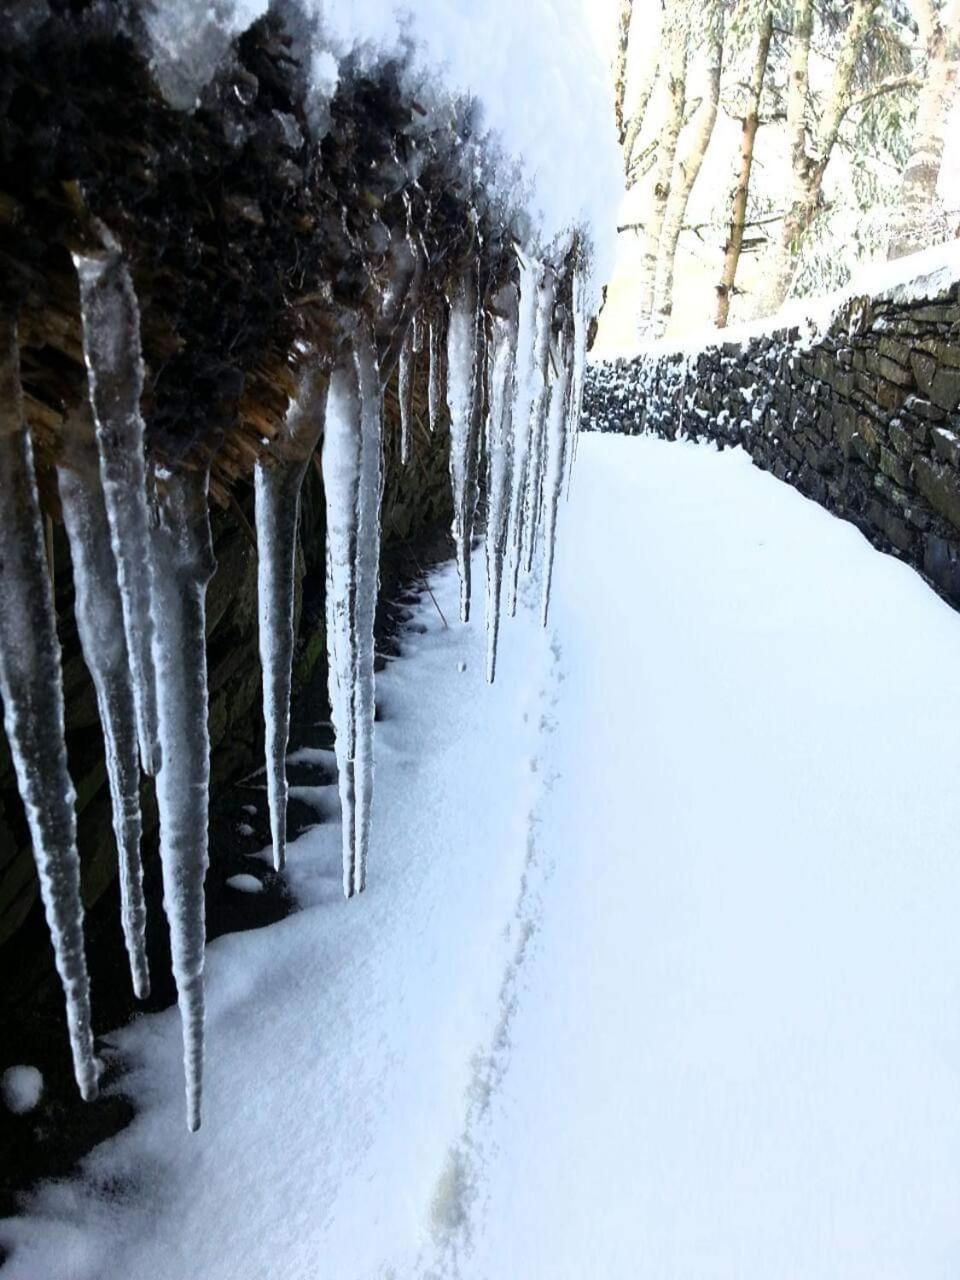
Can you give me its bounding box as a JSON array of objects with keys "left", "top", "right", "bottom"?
[
  {"left": 74, "top": 238, "right": 161, "bottom": 778},
  {"left": 150, "top": 465, "right": 216, "bottom": 1132},
  {"left": 483, "top": 281, "right": 519, "bottom": 683},
  {"left": 352, "top": 330, "right": 383, "bottom": 895},
  {"left": 428, "top": 314, "right": 442, "bottom": 434},
  {"left": 0, "top": 320, "right": 98, "bottom": 1102},
  {"left": 504, "top": 254, "right": 542, "bottom": 618},
  {"left": 255, "top": 368, "right": 327, "bottom": 873},
  {"left": 540, "top": 308, "right": 572, "bottom": 627},
  {"left": 322, "top": 362, "right": 360, "bottom": 896},
  {"left": 57, "top": 401, "right": 150, "bottom": 999},
  {"left": 566, "top": 250, "right": 588, "bottom": 493},
  {"left": 398, "top": 326, "right": 413, "bottom": 466},
  {"left": 519, "top": 268, "right": 557, "bottom": 578},
  {"left": 445, "top": 270, "right": 481, "bottom": 623},
  {"left": 322, "top": 326, "right": 383, "bottom": 898}
]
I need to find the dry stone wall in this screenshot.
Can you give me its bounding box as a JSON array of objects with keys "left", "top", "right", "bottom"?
[{"left": 585, "top": 271, "right": 960, "bottom": 609}]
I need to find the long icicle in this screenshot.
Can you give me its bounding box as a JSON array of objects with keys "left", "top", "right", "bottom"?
[
  {"left": 322, "top": 355, "right": 362, "bottom": 897},
  {"left": 57, "top": 401, "right": 149, "bottom": 999},
  {"left": 520, "top": 267, "right": 557, "bottom": 577},
  {"left": 505, "top": 254, "right": 542, "bottom": 618},
  {"left": 566, "top": 251, "right": 588, "bottom": 496},
  {"left": 255, "top": 368, "right": 328, "bottom": 873},
  {"left": 151, "top": 465, "right": 216, "bottom": 1132},
  {"left": 0, "top": 319, "right": 98, "bottom": 1101},
  {"left": 483, "top": 281, "right": 519, "bottom": 683},
  {"left": 446, "top": 269, "right": 480, "bottom": 622},
  {"left": 398, "top": 325, "right": 414, "bottom": 466},
  {"left": 74, "top": 240, "right": 161, "bottom": 777},
  {"left": 428, "top": 314, "right": 442, "bottom": 433},
  {"left": 541, "top": 310, "right": 573, "bottom": 627},
  {"left": 351, "top": 324, "right": 383, "bottom": 895}
]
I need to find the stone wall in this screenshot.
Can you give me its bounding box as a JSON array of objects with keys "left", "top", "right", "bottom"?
[
  {"left": 585, "top": 260, "right": 960, "bottom": 610},
  {"left": 0, "top": 378, "right": 451, "bottom": 950}
]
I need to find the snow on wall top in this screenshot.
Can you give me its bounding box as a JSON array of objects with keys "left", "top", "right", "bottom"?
[
  {"left": 137, "top": 0, "right": 622, "bottom": 303},
  {"left": 599, "top": 239, "right": 960, "bottom": 365}
]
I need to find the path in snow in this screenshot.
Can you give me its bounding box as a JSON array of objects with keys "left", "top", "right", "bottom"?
[{"left": 4, "top": 434, "right": 960, "bottom": 1278}]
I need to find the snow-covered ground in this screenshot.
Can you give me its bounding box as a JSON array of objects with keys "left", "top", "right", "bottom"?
[{"left": 5, "top": 434, "right": 960, "bottom": 1278}]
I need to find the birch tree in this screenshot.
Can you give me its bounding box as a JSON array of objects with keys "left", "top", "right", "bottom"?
[
  {"left": 716, "top": 4, "right": 773, "bottom": 326},
  {"left": 652, "top": 1, "right": 726, "bottom": 336},
  {"left": 636, "top": 0, "right": 691, "bottom": 331},
  {"left": 888, "top": 0, "right": 960, "bottom": 258},
  {"left": 614, "top": 0, "right": 636, "bottom": 144},
  {"left": 760, "top": 0, "right": 881, "bottom": 312}
]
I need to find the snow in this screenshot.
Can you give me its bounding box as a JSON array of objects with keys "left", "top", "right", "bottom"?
[
  {"left": 136, "top": 0, "right": 621, "bottom": 289},
  {"left": 225, "top": 875, "right": 263, "bottom": 895},
  {"left": 5, "top": 434, "right": 960, "bottom": 1278},
  {"left": 1, "top": 1066, "right": 43, "bottom": 1116},
  {"left": 604, "top": 238, "right": 960, "bottom": 364}
]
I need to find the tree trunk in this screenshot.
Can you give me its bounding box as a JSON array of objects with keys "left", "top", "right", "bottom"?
[
  {"left": 623, "top": 54, "right": 661, "bottom": 177},
  {"left": 636, "top": 0, "right": 689, "bottom": 333},
  {"left": 614, "top": 0, "right": 635, "bottom": 144},
  {"left": 762, "top": 0, "right": 877, "bottom": 313},
  {"left": 889, "top": 0, "right": 960, "bottom": 259},
  {"left": 716, "top": 8, "right": 773, "bottom": 327},
  {"left": 652, "top": 7, "right": 724, "bottom": 337}
]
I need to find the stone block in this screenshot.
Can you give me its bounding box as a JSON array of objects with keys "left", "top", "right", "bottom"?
[
  {"left": 930, "top": 365, "right": 960, "bottom": 412},
  {"left": 931, "top": 427, "right": 960, "bottom": 468},
  {"left": 910, "top": 349, "right": 938, "bottom": 398},
  {"left": 879, "top": 445, "right": 909, "bottom": 488},
  {"left": 914, "top": 455, "right": 960, "bottom": 529}
]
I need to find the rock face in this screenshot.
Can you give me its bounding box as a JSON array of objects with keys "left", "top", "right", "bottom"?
[{"left": 585, "top": 276, "right": 960, "bottom": 609}]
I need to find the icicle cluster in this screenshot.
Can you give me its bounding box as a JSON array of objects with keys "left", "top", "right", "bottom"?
[
  {"left": 0, "top": 231, "right": 221, "bottom": 1129},
  {"left": 442, "top": 242, "right": 590, "bottom": 677},
  {"left": 1, "top": 188, "right": 590, "bottom": 1138}
]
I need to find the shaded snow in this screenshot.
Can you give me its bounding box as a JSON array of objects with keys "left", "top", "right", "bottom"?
[
  {"left": 1, "top": 1067, "right": 43, "bottom": 1116},
  {"left": 5, "top": 436, "right": 960, "bottom": 1277}
]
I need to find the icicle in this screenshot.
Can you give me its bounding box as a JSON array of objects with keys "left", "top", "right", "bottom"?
[
  {"left": 428, "top": 314, "right": 442, "bottom": 433},
  {"left": 398, "top": 325, "right": 414, "bottom": 466},
  {"left": 540, "top": 311, "right": 573, "bottom": 628},
  {"left": 445, "top": 270, "right": 481, "bottom": 623},
  {"left": 504, "top": 255, "right": 542, "bottom": 618},
  {"left": 57, "top": 402, "right": 149, "bottom": 999},
  {"left": 565, "top": 252, "right": 588, "bottom": 496},
  {"left": 483, "top": 282, "right": 519, "bottom": 683},
  {"left": 74, "top": 239, "right": 160, "bottom": 778},
  {"left": 150, "top": 465, "right": 216, "bottom": 1132},
  {"left": 321, "top": 325, "right": 383, "bottom": 898},
  {"left": 351, "top": 327, "right": 383, "bottom": 895},
  {"left": 322, "top": 361, "right": 360, "bottom": 896},
  {"left": 0, "top": 319, "right": 98, "bottom": 1102},
  {"left": 255, "top": 368, "right": 327, "bottom": 873},
  {"left": 519, "top": 268, "right": 557, "bottom": 577}
]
